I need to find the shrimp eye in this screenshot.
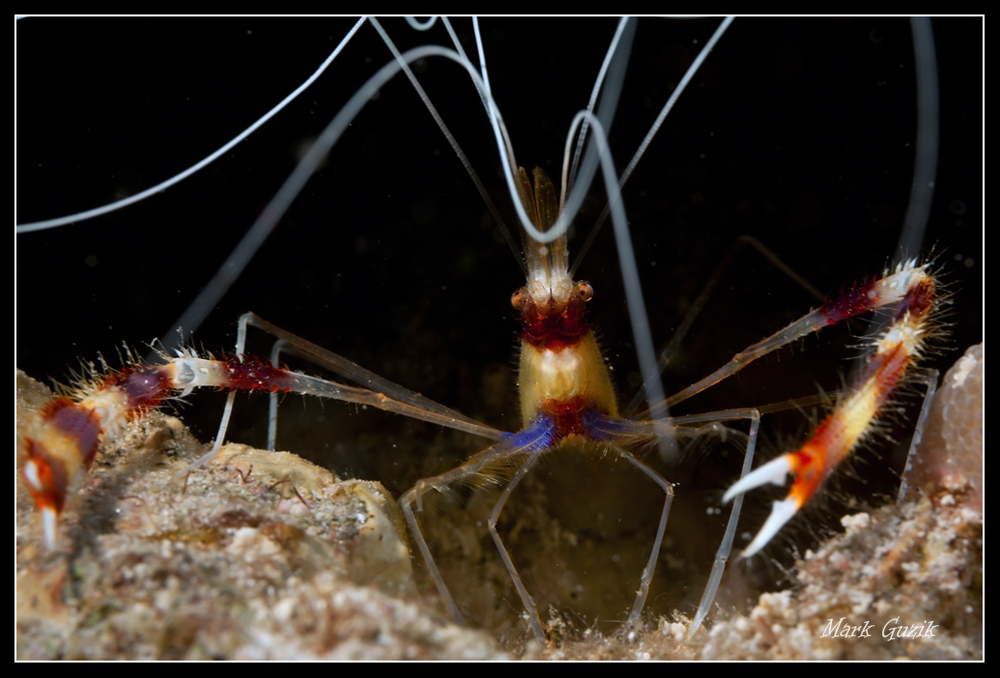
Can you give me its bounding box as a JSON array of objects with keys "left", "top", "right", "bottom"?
[
  {"left": 511, "top": 288, "right": 526, "bottom": 310},
  {"left": 577, "top": 282, "right": 594, "bottom": 302}
]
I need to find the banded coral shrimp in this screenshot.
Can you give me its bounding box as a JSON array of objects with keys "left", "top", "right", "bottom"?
[{"left": 17, "top": 17, "right": 982, "bottom": 651}]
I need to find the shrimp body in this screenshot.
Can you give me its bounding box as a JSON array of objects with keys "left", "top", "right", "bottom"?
[
  {"left": 16, "top": 18, "right": 981, "bottom": 653},
  {"left": 514, "top": 168, "right": 618, "bottom": 431}
]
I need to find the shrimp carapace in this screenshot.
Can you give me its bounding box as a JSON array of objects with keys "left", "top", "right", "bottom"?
[{"left": 511, "top": 167, "right": 618, "bottom": 432}]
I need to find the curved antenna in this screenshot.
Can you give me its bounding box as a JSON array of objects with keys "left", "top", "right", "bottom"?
[
  {"left": 570, "top": 16, "right": 734, "bottom": 276},
  {"left": 157, "top": 40, "right": 557, "bottom": 351},
  {"left": 895, "top": 17, "right": 939, "bottom": 264},
  {"left": 558, "top": 18, "right": 636, "bottom": 220},
  {"left": 17, "top": 18, "right": 366, "bottom": 233},
  {"left": 856, "top": 19, "right": 939, "bottom": 392},
  {"left": 472, "top": 18, "right": 516, "bottom": 171},
  {"left": 405, "top": 16, "right": 437, "bottom": 31},
  {"left": 157, "top": 21, "right": 648, "bottom": 349},
  {"left": 439, "top": 18, "right": 489, "bottom": 120},
  {"left": 565, "top": 109, "right": 677, "bottom": 461},
  {"left": 565, "top": 17, "right": 632, "bottom": 199},
  {"left": 369, "top": 18, "right": 524, "bottom": 273}
]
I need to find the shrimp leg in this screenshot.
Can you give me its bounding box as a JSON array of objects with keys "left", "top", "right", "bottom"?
[
  {"left": 723, "top": 261, "right": 939, "bottom": 557},
  {"left": 399, "top": 416, "right": 556, "bottom": 631},
  {"left": 183, "top": 312, "right": 505, "bottom": 473}
]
